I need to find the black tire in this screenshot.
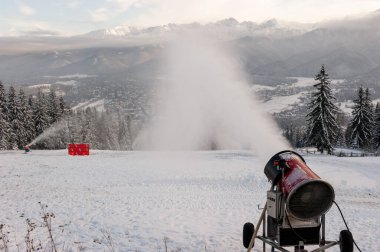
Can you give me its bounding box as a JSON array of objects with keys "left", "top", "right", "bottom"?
[
  {"left": 243, "top": 222, "right": 255, "bottom": 248},
  {"left": 339, "top": 230, "right": 353, "bottom": 252}
]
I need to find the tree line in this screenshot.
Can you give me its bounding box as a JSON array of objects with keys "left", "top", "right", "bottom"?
[
  {"left": 284, "top": 65, "right": 380, "bottom": 154},
  {"left": 2, "top": 67, "right": 380, "bottom": 153},
  {"left": 65, "top": 106, "right": 136, "bottom": 150},
  {"left": 0, "top": 81, "right": 67, "bottom": 150},
  {"left": 0, "top": 81, "right": 137, "bottom": 150}
]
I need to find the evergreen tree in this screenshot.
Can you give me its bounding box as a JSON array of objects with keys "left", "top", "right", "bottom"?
[
  {"left": 364, "top": 88, "right": 375, "bottom": 149},
  {"left": 117, "top": 113, "right": 129, "bottom": 150},
  {"left": 26, "top": 95, "right": 36, "bottom": 143},
  {"left": 374, "top": 102, "right": 380, "bottom": 150},
  {"left": 0, "top": 81, "right": 9, "bottom": 149},
  {"left": 33, "top": 90, "right": 50, "bottom": 140},
  {"left": 82, "top": 108, "right": 97, "bottom": 147},
  {"left": 307, "top": 65, "right": 340, "bottom": 154},
  {"left": 15, "top": 89, "right": 28, "bottom": 148},
  {"left": 126, "top": 115, "right": 134, "bottom": 150},
  {"left": 47, "top": 88, "right": 59, "bottom": 124},
  {"left": 350, "top": 87, "right": 374, "bottom": 149},
  {"left": 58, "top": 96, "right": 67, "bottom": 118},
  {"left": 95, "top": 111, "right": 118, "bottom": 150},
  {"left": 7, "top": 86, "right": 19, "bottom": 149}
]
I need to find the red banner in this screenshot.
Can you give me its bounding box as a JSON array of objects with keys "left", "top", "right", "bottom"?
[{"left": 68, "top": 144, "right": 90, "bottom": 156}]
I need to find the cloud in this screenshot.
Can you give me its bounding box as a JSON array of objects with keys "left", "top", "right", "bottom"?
[
  {"left": 67, "top": 1, "right": 81, "bottom": 9},
  {"left": 20, "top": 28, "right": 62, "bottom": 37},
  {"left": 110, "top": 0, "right": 380, "bottom": 27},
  {"left": 17, "top": 2, "right": 35, "bottom": 16},
  {"left": 90, "top": 8, "right": 110, "bottom": 22},
  {"left": 107, "top": 0, "right": 142, "bottom": 11}
]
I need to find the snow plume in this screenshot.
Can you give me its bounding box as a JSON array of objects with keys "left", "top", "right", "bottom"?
[
  {"left": 136, "top": 31, "right": 289, "bottom": 160},
  {"left": 28, "top": 120, "right": 67, "bottom": 147}
]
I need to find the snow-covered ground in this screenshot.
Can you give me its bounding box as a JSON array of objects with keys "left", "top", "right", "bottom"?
[
  {"left": 260, "top": 92, "right": 307, "bottom": 113},
  {"left": 253, "top": 77, "right": 346, "bottom": 114},
  {"left": 0, "top": 150, "right": 379, "bottom": 251},
  {"left": 71, "top": 99, "right": 106, "bottom": 112}
]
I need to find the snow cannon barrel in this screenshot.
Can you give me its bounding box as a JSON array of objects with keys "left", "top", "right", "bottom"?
[{"left": 264, "top": 150, "right": 335, "bottom": 220}]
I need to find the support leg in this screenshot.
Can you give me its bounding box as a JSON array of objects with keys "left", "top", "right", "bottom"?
[{"left": 247, "top": 203, "right": 267, "bottom": 252}]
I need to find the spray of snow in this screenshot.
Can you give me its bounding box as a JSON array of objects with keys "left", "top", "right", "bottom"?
[
  {"left": 28, "top": 120, "right": 67, "bottom": 147},
  {"left": 136, "top": 32, "right": 289, "bottom": 161}
]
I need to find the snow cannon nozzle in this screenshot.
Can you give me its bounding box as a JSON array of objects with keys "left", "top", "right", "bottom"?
[
  {"left": 24, "top": 145, "right": 31, "bottom": 153},
  {"left": 264, "top": 150, "right": 335, "bottom": 220}
]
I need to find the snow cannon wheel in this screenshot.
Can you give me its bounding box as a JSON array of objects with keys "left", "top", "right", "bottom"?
[
  {"left": 339, "top": 230, "right": 353, "bottom": 252},
  {"left": 243, "top": 222, "right": 255, "bottom": 248}
]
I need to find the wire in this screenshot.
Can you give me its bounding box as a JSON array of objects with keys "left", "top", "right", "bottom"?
[
  {"left": 333, "top": 201, "right": 362, "bottom": 252},
  {"left": 285, "top": 210, "right": 308, "bottom": 243}
]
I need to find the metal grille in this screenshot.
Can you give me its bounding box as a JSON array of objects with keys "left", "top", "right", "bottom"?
[{"left": 287, "top": 180, "right": 334, "bottom": 220}]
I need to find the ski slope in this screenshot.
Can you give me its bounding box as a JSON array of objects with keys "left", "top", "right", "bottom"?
[{"left": 0, "top": 150, "right": 379, "bottom": 251}]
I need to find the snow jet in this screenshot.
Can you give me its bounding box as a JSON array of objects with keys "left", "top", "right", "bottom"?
[
  {"left": 136, "top": 32, "right": 289, "bottom": 160},
  {"left": 27, "top": 120, "right": 67, "bottom": 147}
]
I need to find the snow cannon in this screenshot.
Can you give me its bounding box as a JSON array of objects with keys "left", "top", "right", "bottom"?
[
  {"left": 24, "top": 145, "right": 30, "bottom": 153},
  {"left": 264, "top": 150, "right": 334, "bottom": 220},
  {"left": 242, "top": 150, "right": 354, "bottom": 252}
]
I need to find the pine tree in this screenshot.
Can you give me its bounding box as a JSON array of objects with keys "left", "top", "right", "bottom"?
[
  {"left": 117, "top": 113, "right": 129, "bottom": 150},
  {"left": 374, "top": 102, "right": 380, "bottom": 150},
  {"left": 55, "top": 96, "right": 69, "bottom": 148},
  {"left": 33, "top": 90, "right": 50, "bottom": 140},
  {"left": 95, "top": 111, "right": 118, "bottom": 150},
  {"left": 126, "top": 115, "right": 134, "bottom": 150},
  {"left": 350, "top": 87, "right": 374, "bottom": 149},
  {"left": 0, "top": 81, "right": 10, "bottom": 149},
  {"left": 58, "top": 96, "right": 67, "bottom": 118},
  {"left": 82, "top": 107, "right": 97, "bottom": 147},
  {"left": 364, "top": 88, "right": 375, "bottom": 149},
  {"left": 7, "top": 86, "right": 19, "bottom": 149},
  {"left": 16, "top": 89, "right": 29, "bottom": 148},
  {"left": 307, "top": 65, "right": 340, "bottom": 154},
  {"left": 26, "top": 95, "right": 36, "bottom": 144},
  {"left": 47, "top": 88, "right": 59, "bottom": 124}
]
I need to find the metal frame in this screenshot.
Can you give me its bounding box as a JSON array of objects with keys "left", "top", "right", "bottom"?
[{"left": 247, "top": 206, "right": 341, "bottom": 252}]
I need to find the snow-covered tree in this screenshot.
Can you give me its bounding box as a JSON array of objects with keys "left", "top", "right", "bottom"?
[
  {"left": 33, "top": 90, "right": 50, "bottom": 141},
  {"left": 0, "top": 81, "right": 10, "bottom": 149},
  {"left": 117, "top": 113, "right": 130, "bottom": 150},
  {"left": 350, "top": 87, "right": 374, "bottom": 149},
  {"left": 26, "top": 95, "right": 36, "bottom": 143},
  {"left": 15, "top": 89, "right": 29, "bottom": 148},
  {"left": 7, "top": 86, "right": 20, "bottom": 149},
  {"left": 58, "top": 96, "right": 68, "bottom": 118},
  {"left": 47, "top": 88, "right": 59, "bottom": 124},
  {"left": 307, "top": 65, "right": 340, "bottom": 154},
  {"left": 95, "top": 111, "right": 118, "bottom": 150},
  {"left": 81, "top": 107, "right": 97, "bottom": 147},
  {"left": 374, "top": 102, "right": 380, "bottom": 150}
]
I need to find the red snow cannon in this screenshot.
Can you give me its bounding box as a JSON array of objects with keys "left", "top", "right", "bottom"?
[
  {"left": 264, "top": 150, "right": 335, "bottom": 220},
  {"left": 68, "top": 143, "right": 90, "bottom": 156},
  {"left": 242, "top": 151, "right": 354, "bottom": 252}
]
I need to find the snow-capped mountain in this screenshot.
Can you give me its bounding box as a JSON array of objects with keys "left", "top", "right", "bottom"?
[
  {"left": 84, "top": 18, "right": 310, "bottom": 39},
  {"left": 1, "top": 11, "right": 380, "bottom": 115}
]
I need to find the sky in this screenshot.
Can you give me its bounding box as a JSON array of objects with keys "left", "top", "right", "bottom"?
[{"left": 1, "top": 0, "right": 380, "bottom": 36}]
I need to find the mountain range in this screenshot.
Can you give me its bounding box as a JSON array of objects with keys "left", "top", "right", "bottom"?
[
  {"left": 1, "top": 10, "right": 380, "bottom": 116},
  {"left": 1, "top": 11, "right": 380, "bottom": 85}
]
